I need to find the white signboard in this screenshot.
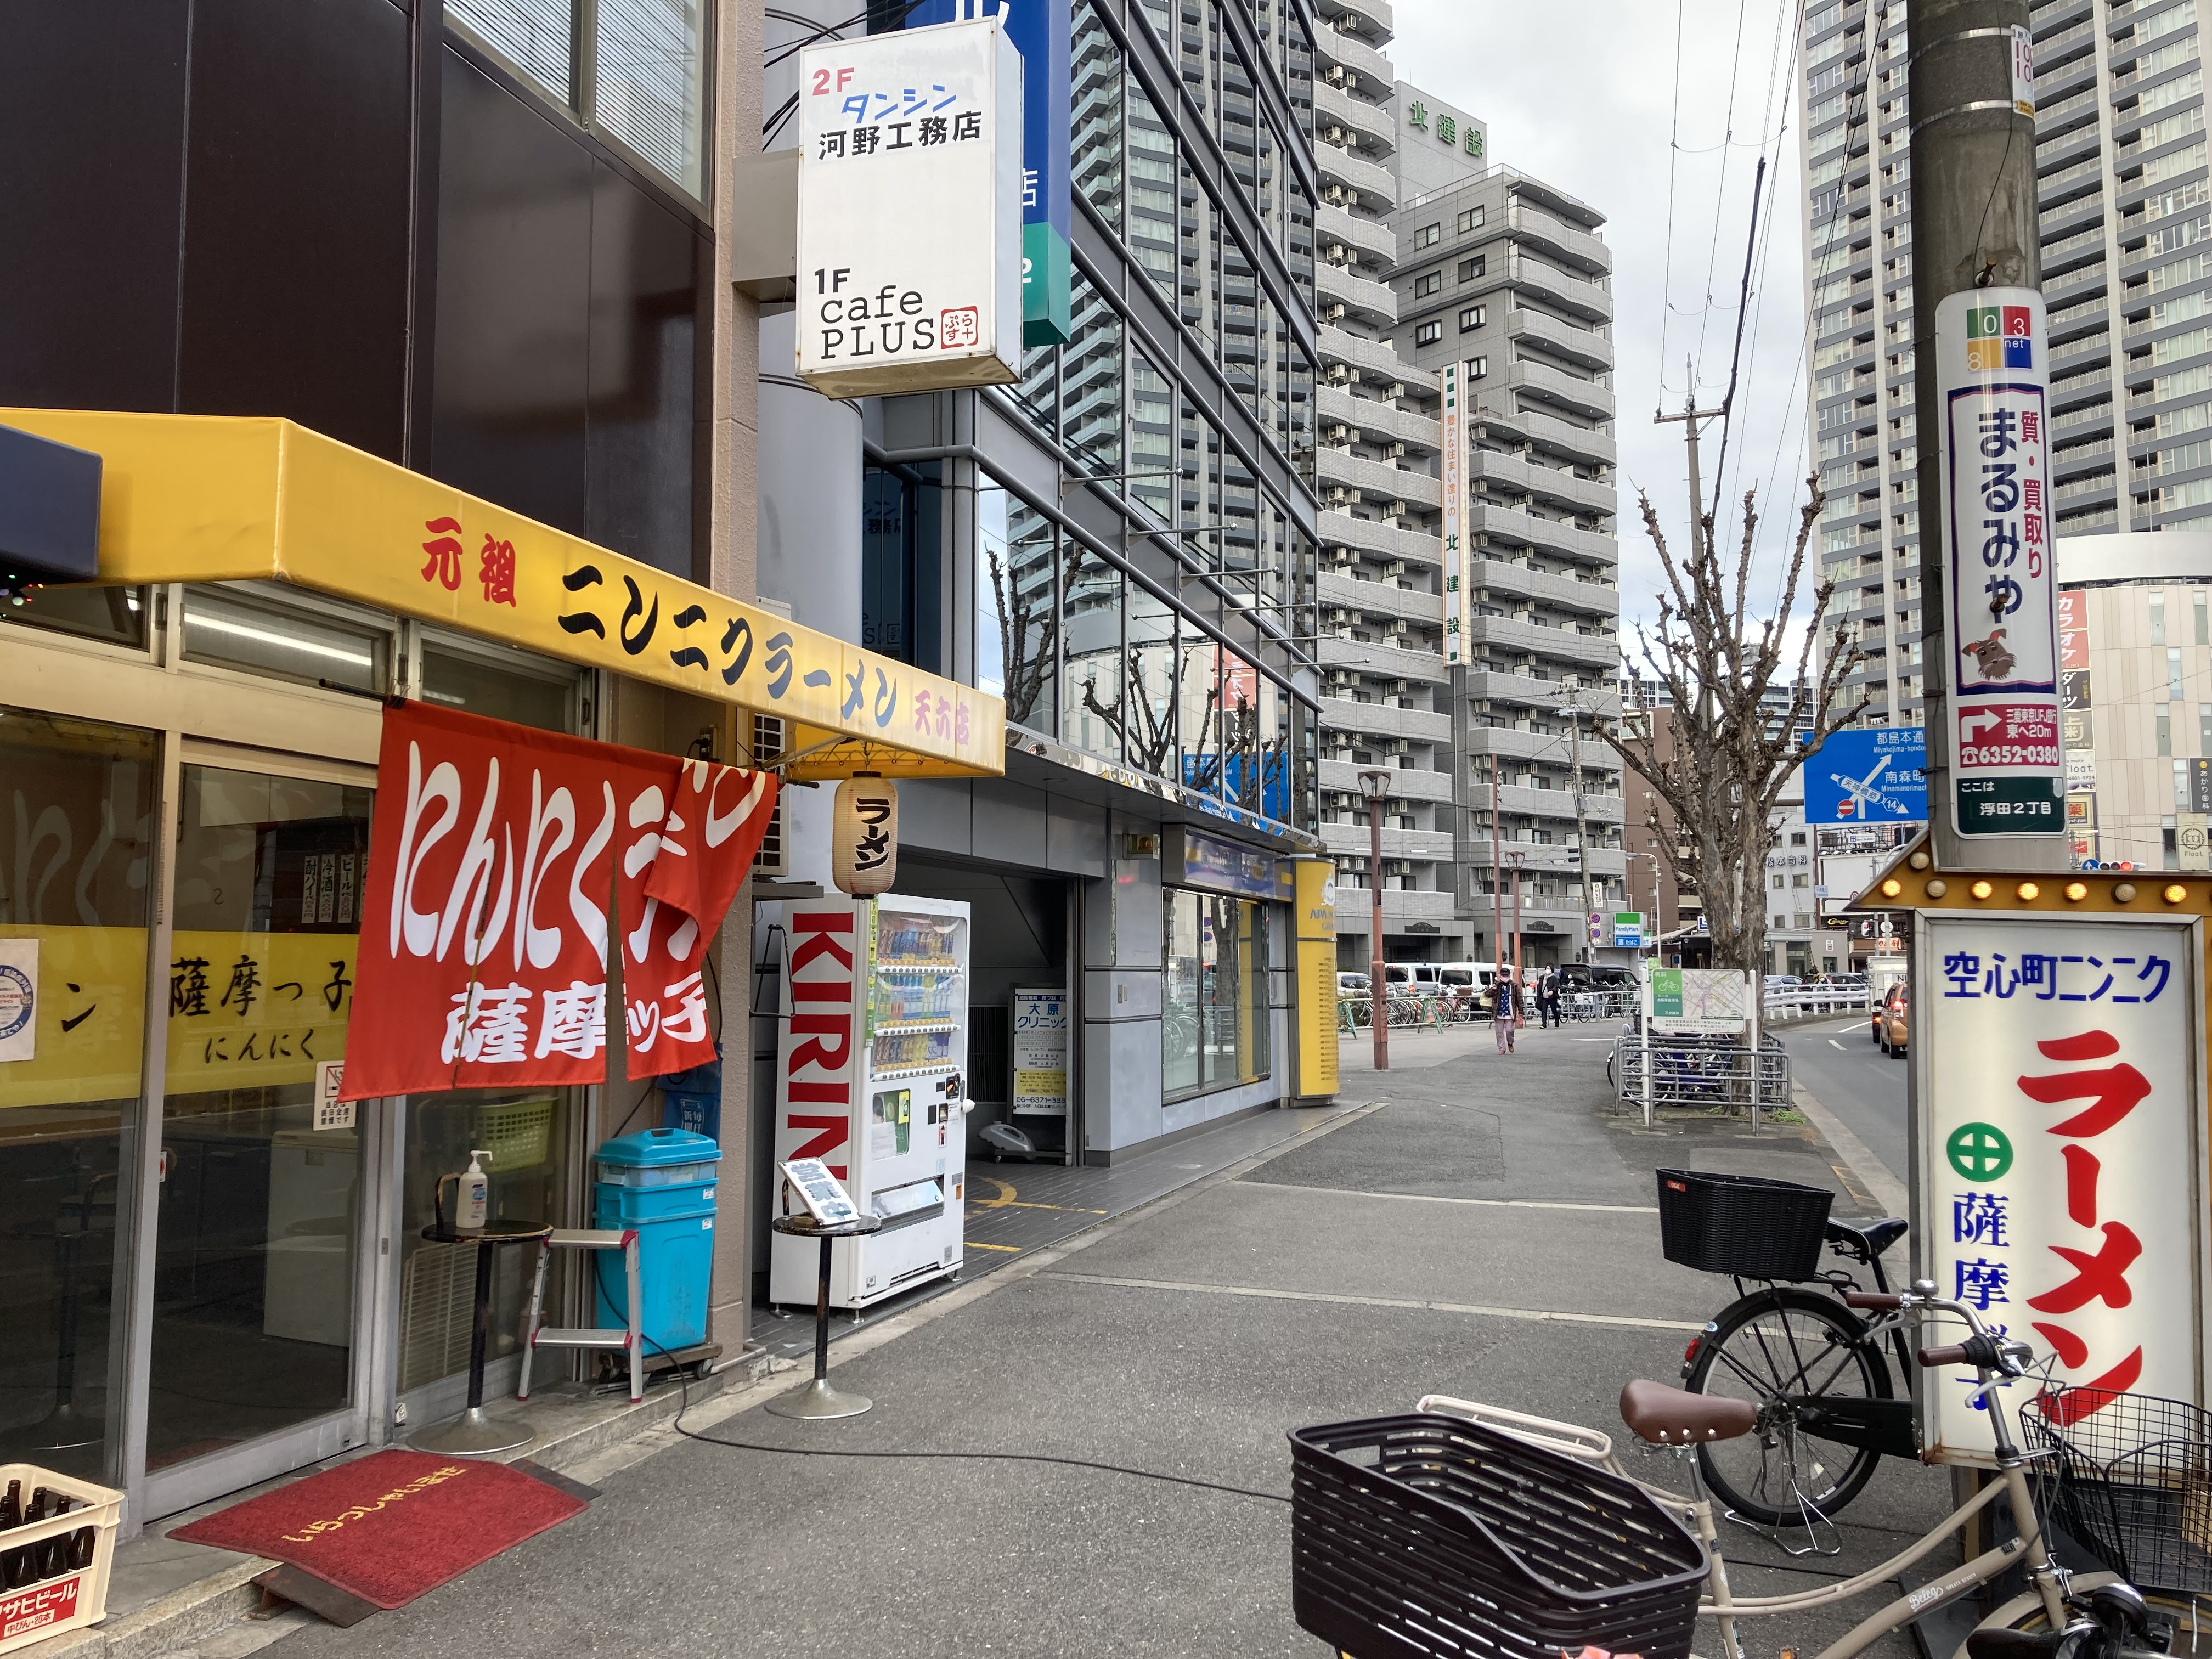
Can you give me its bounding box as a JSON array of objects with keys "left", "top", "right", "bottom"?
[
  {"left": 1011, "top": 987, "right": 1068, "bottom": 1117},
  {"left": 314, "top": 1061, "right": 354, "bottom": 1131},
  {"left": 1917, "top": 916, "right": 2204, "bottom": 1463},
  {"left": 1440, "top": 361, "right": 1468, "bottom": 666},
  {"left": 797, "top": 18, "right": 1025, "bottom": 397},
  {"left": 781, "top": 1157, "right": 860, "bottom": 1227},
  {"left": 1936, "top": 287, "right": 2064, "bottom": 839},
  {"left": 1646, "top": 967, "right": 1749, "bottom": 1035},
  {"left": 0, "top": 938, "right": 34, "bottom": 1063},
  {"left": 2010, "top": 24, "right": 2035, "bottom": 116}
]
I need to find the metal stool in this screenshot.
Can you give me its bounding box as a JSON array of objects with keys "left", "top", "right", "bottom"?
[{"left": 517, "top": 1227, "right": 644, "bottom": 1404}]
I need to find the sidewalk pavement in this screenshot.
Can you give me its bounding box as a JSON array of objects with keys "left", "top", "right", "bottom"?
[{"left": 219, "top": 1032, "right": 1944, "bottom": 1658}]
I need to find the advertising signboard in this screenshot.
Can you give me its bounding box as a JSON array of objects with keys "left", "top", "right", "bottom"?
[
  {"left": 797, "top": 18, "right": 1025, "bottom": 396},
  {"left": 1011, "top": 986, "right": 1069, "bottom": 1116},
  {"left": 1935, "top": 289, "right": 2064, "bottom": 838},
  {"left": 1611, "top": 912, "right": 1644, "bottom": 949},
  {"left": 1916, "top": 915, "right": 2203, "bottom": 1462},
  {"left": 1646, "top": 968, "right": 1749, "bottom": 1035},
  {"left": 1804, "top": 727, "right": 1928, "bottom": 825},
  {"left": 1441, "top": 361, "right": 1467, "bottom": 665}
]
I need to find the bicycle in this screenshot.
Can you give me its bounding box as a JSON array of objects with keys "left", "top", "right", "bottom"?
[
  {"left": 1291, "top": 1285, "right": 2179, "bottom": 1659},
  {"left": 1662, "top": 1168, "right": 1918, "bottom": 1526}
]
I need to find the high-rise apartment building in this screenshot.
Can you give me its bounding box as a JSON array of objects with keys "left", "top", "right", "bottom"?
[
  {"left": 1390, "top": 83, "right": 1629, "bottom": 964},
  {"left": 1310, "top": 7, "right": 1460, "bottom": 961},
  {"left": 1801, "top": 0, "right": 2211, "bottom": 725}
]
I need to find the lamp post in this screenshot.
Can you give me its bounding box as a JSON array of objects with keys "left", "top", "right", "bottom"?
[
  {"left": 1504, "top": 848, "right": 1527, "bottom": 1020},
  {"left": 1624, "top": 850, "right": 1662, "bottom": 957},
  {"left": 1357, "top": 767, "right": 1392, "bottom": 1073},
  {"left": 1554, "top": 699, "right": 1598, "bottom": 961}
]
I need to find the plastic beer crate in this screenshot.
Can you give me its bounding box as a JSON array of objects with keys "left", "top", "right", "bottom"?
[{"left": 0, "top": 1464, "right": 123, "bottom": 1655}]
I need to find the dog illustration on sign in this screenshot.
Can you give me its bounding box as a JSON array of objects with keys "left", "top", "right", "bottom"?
[{"left": 1962, "top": 628, "right": 2016, "bottom": 680}]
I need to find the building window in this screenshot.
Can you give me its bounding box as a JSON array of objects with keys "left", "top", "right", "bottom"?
[
  {"left": 1414, "top": 222, "right": 1441, "bottom": 249},
  {"left": 1163, "top": 889, "right": 1270, "bottom": 1098},
  {"left": 2152, "top": 592, "right": 2168, "bottom": 644},
  {"left": 449, "top": 0, "right": 709, "bottom": 198},
  {"left": 975, "top": 484, "right": 1059, "bottom": 736},
  {"left": 1459, "top": 304, "right": 1486, "bottom": 332},
  {"left": 1413, "top": 269, "right": 1443, "bottom": 297},
  {"left": 2198, "top": 590, "right": 2209, "bottom": 645},
  {"left": 2160, "top": 707, "right": 2174, "bottom": 756},
  {"left": 2180, "top": 759, "right": 2192, "bottom": 810},
  {"left": 1457, "top": 206, "right": 1485, "bottom": 234},
  {"left": 1467, "top": 353, "right": 1488, "bottom": 376},
  {"left": 1414, "top": 320, "right": 1442, "bottom": 346},
  {"left": 2172, "top": 646, "right": 2186, "bottom": 699},
  {"left": 2201, "top": 703, "right": 2212, "bottom": 753},
  {"left": 862, "top": 462, "right": 943, "bottom": 670},
  {"left": 1458, "top": 256, "right": 1486, "bottom": 283}
]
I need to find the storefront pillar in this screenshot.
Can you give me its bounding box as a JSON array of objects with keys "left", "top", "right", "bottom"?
[{"left": 1081, "top": 814, "right": 1165, "bottom": 1163}]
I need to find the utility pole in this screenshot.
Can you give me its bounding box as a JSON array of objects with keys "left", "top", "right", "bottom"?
[
  {"left": 1508, "top": 849, "right": 1525, "bottom": 1012},
  {"left": 1910, "top": 0, "right": 2059, "bottom": 872},
  {"left": 1358, "top": 768, "right": 1392, "bottom": 1071},
  {"left": 1491, "top": 764, "right": 1508, "bottom": 992},
  {"left": 1654, "top": 366, "right": 1725, "bottom": 566}
]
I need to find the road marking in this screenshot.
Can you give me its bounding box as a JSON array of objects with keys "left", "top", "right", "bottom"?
[
  {"left": 1830, "top": 1039, "right": 1846, "bottom": 1050},
  {"left": 965, "top": 1241, "right": 1024, "bottom": 1252},
  {"left": 1571, "top": 1037, "right": 1615, "bottom": 1043},
  {"left": 1249, "top": 1180, "right": 1657, "bottom": 1215},
  {"left": 1037, "top": 1270, "right": 1703, "bottom": 1332},
  {"left": 974, "top": 1176, "right": 1017, "bottom": 1207}
]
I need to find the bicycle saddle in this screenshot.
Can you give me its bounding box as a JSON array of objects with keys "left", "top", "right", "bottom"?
[
  {"left": 1620, "top": 1378, "right": 1757, "bottom": 1444},
  {"left": 1826, "top": 1216, "right": 1909, "bottom": 1259}
]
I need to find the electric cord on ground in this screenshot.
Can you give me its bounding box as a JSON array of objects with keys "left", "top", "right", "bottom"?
[{"left": 593, "top": 1255, "right": 1291, "bottom": 1506}]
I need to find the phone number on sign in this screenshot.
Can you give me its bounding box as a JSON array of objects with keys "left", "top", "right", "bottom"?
[{"left": 1961, "top": 743, "right": 2061, "bottom": 767}]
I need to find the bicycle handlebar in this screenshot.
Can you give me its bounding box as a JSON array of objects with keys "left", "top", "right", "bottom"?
[
  {"left": 1918, "top": 1343, "right": 1972, "bottom": 1368},
  {"left": 1844, "top": 1291, "right": 1903, "bottom": 1310}
]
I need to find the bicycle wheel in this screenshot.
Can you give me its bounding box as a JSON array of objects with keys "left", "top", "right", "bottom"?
[
  {"left": 1684, "top": 1285, "right": 1892, "bottom": 1524},
  {"left": 1960, "top": 1574, "right": 2197, "bottom": 1659}
]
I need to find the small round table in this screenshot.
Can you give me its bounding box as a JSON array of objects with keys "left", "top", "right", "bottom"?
[
  {"left": 409, "top": 1220, "right": 552, "bottom": 1456},
  {"left": 765, "top": 1212, "right": 883, "bottom": 1420}
]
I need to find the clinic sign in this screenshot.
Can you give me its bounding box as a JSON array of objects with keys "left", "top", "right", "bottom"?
[
  {"left": 797, "top": 18, "right": 1025, "bottom": 396},
  {"left": 1936, "top": 289, "right": 2064, "bottom": 838},
  {"left": 1917, "top": 916, "right": 2204, "bottom": 1461},
  {"left": 1441, "top": 361, "right": 1467, "bottom": 665}
]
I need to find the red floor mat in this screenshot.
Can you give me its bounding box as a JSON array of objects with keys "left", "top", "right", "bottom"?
[{"left": 170, "top": 1449, "right": 586, "bottom": 1610}]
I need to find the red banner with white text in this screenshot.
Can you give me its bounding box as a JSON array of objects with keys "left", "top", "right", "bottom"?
[{"left": 338, "top": 703, "right": 776, "bottom": 1100}]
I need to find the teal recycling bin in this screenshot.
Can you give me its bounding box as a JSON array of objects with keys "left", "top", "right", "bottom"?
[{"left": 592, "top": 1127, "right": 720, "bottom": 1353}]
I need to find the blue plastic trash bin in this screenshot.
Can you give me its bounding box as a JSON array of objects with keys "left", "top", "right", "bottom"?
[{"left": 591, "top": 1127, "right": 720, "bottom": 1353}]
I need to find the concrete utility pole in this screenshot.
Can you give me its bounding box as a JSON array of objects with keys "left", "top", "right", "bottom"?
[
  {"left": 1909, "top": 0, "right": 2059, "bottom": 872},
  {"left": 1654, "top": 368, "right": 1724, "bottom": 567},
  {"left": 1559, "top": 697, "right": 1596, "bottom": 959},
  {"left": 1491, "top": 764, "right": 1508, "bottom": 989}
]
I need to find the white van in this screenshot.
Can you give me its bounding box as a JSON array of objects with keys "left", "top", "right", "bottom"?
[
  {"left": 1383, "top": 962, "right": 1440, "bottom": 989},
  {"left": 1435, "top": 962, "right": 1497, "bottom": 995}
]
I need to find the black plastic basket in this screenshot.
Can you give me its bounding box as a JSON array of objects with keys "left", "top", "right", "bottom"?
[
  {"left": 1290, "top": 1412, "right": 1709, "bottom": 1659},
  {"left": 1655, "top": 1169, "right": 1834, "bottom": 1280},
  {"left": 2023, "top": 1389, "right": 2212, "bottom": 1595}
]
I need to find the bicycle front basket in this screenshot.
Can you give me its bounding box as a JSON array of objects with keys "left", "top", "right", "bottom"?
[
  {"left": 1655, "top": 1168, "right": 1833, "bottom": 1280},
  {"left": 1290, "top": 1412, "right": 1709, "bottom": 1659},
  {"left": 2023, "top": 1388, "right": 2212, "bottom": 1596}
]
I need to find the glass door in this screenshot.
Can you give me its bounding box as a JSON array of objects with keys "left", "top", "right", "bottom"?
[{"left": 143, "top": 757, "right": 377, "bottom": 1509}]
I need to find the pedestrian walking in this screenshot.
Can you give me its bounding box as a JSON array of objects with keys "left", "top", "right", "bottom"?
[
  {"left": 1538, "top": 967, "right": 1560, "bottom": 1028},
  {"left": 1493, "top": 972, "right": 1516, "bottom": 1052}
]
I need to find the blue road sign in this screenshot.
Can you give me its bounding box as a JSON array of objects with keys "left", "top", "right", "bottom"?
[{"left": 1803, "top": 727, "right": 1928, "bottom": 825}]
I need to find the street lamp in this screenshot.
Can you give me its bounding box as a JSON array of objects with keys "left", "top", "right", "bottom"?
[
  {"left": 1357, "top": 767, "right": 1393, "bottom": 1073},
  {"left": 1555, "top": 698, "right": 1596, "bottom": 962},
  {"left": 1624, "top": 850, "right": 1662, "bottom": 957}
]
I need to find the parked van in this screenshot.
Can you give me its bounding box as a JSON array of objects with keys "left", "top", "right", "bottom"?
[
  {"left": 1435, "top": 962, "right": 1497, "bottom": 995},
  {"left": 1383, "top": 962, "right": 1443, "bottom": 989}
]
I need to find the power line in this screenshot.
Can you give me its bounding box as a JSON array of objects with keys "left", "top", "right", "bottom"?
[
  {"left": 1658, "top": 0, "right": 1688, "bottom": 393},
  {"left": 1691, "top": 0, "right": 1756, "bottom": 391}
]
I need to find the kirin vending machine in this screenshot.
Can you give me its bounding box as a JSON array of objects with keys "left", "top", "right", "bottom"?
[{"left": 771, "top": 893, "right": 970, "bottom": 1309}]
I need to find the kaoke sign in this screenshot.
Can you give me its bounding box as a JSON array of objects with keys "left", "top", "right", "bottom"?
[
  {"left": 796, "top": 18, "right": 1024, "bottom": 396},
  {"left": 1916, "top": 914, "right": 2206, "bottom": 1462}
]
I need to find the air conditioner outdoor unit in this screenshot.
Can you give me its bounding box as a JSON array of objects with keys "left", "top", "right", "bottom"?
[
  {"left": 1389, "top": 442, "right": 1406, "bottom": 458},
  {"left": 1326, "top": 65, "right": 1348, "bottom": 86},
  {"left": 1326, "top": 304, "right": 1348, "bottom": 321},
  {"left": 1327, "top": 363, "right": 1352, "bottom": 382}
]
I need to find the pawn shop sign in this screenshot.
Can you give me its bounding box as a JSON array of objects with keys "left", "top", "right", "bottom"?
[
  {"left": 1855, "top": 842, "right": 2212, "bottom": 1462},
  {"left": 833, "top": 774, "right": 898, "bottom": 896}
]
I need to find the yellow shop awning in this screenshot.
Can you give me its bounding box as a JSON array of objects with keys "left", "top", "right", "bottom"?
[{"left": 1, "top": 409, "right": 1003, "bottom": 781}]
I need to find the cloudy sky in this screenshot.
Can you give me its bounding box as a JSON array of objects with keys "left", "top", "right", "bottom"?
[{"left": 1393, "top": 0, "right": 1816, "bottom": 663}]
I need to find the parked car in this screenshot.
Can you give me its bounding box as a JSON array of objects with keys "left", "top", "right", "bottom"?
[
  {"left": 1763, "top": 974, "right": 1802, "bottom": 993},
  {"left": 1558, "top": 963, "right": 1634, "bottom": 993},
  {"left": 1876, "top": 979, "right": 1909, "bottom": 1056},
  {"left": 1824, "top": 972, "right": 1868, "bottom": 992},
  {"left": 1336, "top": 972, "right": 1370, "bottom": 996}
]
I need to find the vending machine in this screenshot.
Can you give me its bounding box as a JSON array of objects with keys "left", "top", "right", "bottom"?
[{"left": 770, "top": 893, "right": 970, "bottom": 1309}]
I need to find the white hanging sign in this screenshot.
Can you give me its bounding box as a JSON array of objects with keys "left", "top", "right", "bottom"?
[
  {"left": 797, "top": 18, "right": 1025, "bottom": 397},
  {"left": 0, "top": 938, "right": 35, "bottom": 1063},
  {"left": 832, "top": 775, "right": 899, "bottom": 896}
]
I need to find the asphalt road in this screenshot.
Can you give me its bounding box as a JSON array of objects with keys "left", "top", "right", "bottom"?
[{"left": 1779, "top": 1012, "right": 1911, "bottom": 1188}]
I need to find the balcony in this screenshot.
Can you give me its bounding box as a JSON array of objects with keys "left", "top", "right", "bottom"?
[
  {"left": 1465, "top": 724, "right": 1625, "bottom": 773},
  {"left": 1468, "top": 447, "right": 1615, "bottom": 517},
  {"left": 1314, "top": 26, "right": 1395, "bottom": 99},
  {"left": 1319, "top": 566, "right": 1444, "bottom": 625},
  {"left": 1468, "top": 555, "right": 1621, "bottom": 620},
  {"left": 1318, "top": 257, "right": 1400, "bottom": 329},
  {"left": 1506, "top": 358, "right": 1615, "bottom": 424},
  {"left": 1319, "top": 508, "right": 1446, "bottom": 566},
  {"left": 1320, "top": 323, "right": 1435, "bottom": 390},
  {"left": 1496, "top": 402, "right": 1617, "bottom": 469},
  {"left": 1505, "top": 251, "right": 1611, "bottom": 323},
  {"left": 1468, "top": 666, "right": 1599, "bottom": 707},
  {"left": 1465, "top": 612, "right": 1621, "bottom": 671},
  {"left": 1315, "top": 634, "right": 1445, "bottom": 681},
  {"left": 1315, "top": 139, "right": 1396, "bottom": 212},
  {"left": 1467, "top": 500, "right": 1617, "bottom": 568},
  {"left": 1507, "top": 199, "right": 1612, "bottom": 276},
  {"left": 1330, "top": 887, "right": 1462, "bottom": 928},
  {"left": 1320, "top": 448, "right": 1443, "bottom": 510},
  {"left": 1318, "top": 201, "right": 1397, "bottom": 269},
  {"left": 1505, "top": 308, "right": 1613, "bottom": 371},
  {"left": 1319, "top": 757, "right": 1454, "bottom": 802},
  {"left": 1318, "top": 384, "right": 1440, "bottom": 454},
  {"left": 1317, "top": 695, "right": 1453, "bottom": 745},
  {"left": 1314, "top": 77, "right": 1397, "bottom": 156}
]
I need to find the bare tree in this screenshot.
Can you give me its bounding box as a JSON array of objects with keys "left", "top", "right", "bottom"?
[
  {"left": 988, "top": 548, "right": 1058, "bottom": 731},
  {"left": 1611, "top": 479, "right": 1866, "bottom": 976}
]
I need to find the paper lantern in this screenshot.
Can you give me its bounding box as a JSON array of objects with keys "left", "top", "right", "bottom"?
[{"left": 832, "top": 774, "right": 898, "bottom": 895}]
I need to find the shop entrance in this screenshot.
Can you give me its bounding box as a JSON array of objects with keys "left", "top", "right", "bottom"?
[{"left": 890, "top": 856, "right": 1075, "bottom": 1163}]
